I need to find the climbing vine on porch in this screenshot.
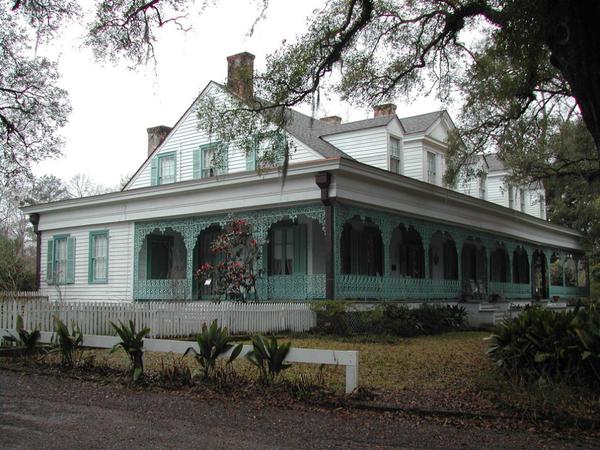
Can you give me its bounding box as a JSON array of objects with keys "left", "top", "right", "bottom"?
[{"left": 195, "top": 218, "right": 262, "bottom": 302}]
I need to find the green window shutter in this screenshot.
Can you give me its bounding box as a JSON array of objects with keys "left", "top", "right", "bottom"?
[
  {"left": 88, "top": 233, "right": 93, "bottom": 283},
  {"left": 46, "top": 238, "right": 55, "bottom": 284},
  {"left": 150, "top": 158, "right": 158, "bottom": 186},
  {"left": 199, "top": 146, "right": 205, "bottom": 178},
  {"left": 246, "top": 145, "right": 256, "bottom": 171},
  {"left": 293, "top": 224, "right": 307, "bottom": 274},
  {"left": 66, "top": 237, "right": 76, "bottom": 284},
  {"left": 218, "top": 143, "right": 228, "bottom": 175},
  {"left": 193, "top": 147, "right": 201, "bottom": 179}
]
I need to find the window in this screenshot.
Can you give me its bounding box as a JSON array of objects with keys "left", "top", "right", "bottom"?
[
  {"left": 151, "top": 152, "right": 176, "bottom": 185},
  {"left": 539, "top": 194, "right": 545, "bottom": 218},
  {"left": 268, "top": 222, "right": 306, "bottom": 275},
  {"left": 47, "top": 235, "right": 75, "bottom": 284},
  {"left": 88, "top": 231, "right": 108, "bottom": 283},
  {"left": 194, "top": 142, "right": 227, "bottom": 178},
  {"left": 479, "top": 174, "right": 487, "bottom": 200},
  {"left": 520, "top": 189, "right": 526, "bottom": 212},
  {"left": 247, "top": 132, "right": 286, "bottom": 171},
  {"left": 389, "top": 137, "right": 401, "bottom": 174},
  {"left": 508, "top": 185, "right": 514, "bottom": 209},
  {"left": 427, "top": 152, "right": 437, "bottom": 184}
]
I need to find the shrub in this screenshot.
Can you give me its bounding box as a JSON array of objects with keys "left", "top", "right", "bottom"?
[
  {"left": 312, "top": 301, "right": 351, "bottom": 336},
  {"left": 52, "top": 317, "right": 83, "bottom": 368},
  {"left": 4, "top": 314, "right": 40, "bottom": 357},
  {"left": 246, "top": 334, "right": 292, "bottom": 384},
  {"left": 487, "top": 304, "right": 600, "bottom": 388},
  {"left": 312, "top": 301, "right": 467, "bottom": 337},
  {"left": 184, "top": 319, "right": 243, "bottom": 379},
  {"left": 110, "top": 320, "right": 150, "bottom": 382}
]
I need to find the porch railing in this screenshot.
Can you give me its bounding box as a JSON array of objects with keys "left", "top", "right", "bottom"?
[
  {"left": 336, "top": 275, "right": 461, "bottom": 300},
  {"left": 133, "top": 279, "right": 189, "bottom": 300},
  {"left": 488, "top": 281, "right": 531, "bottom": 299}
]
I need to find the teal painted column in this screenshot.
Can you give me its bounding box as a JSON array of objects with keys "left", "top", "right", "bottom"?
[{"left": 183, "top": 233, "right": 196, "bottom": 301}]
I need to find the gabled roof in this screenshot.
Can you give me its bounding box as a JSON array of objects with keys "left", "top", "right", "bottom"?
[
  {"left": 399, "top": 111, "right": 445, "bottom": 134},
  {"left": 318, "top": 115, "right": 396, "bottom": 136},
  {"left": 484, "top": 153, "right": 507, "bottom": 172}
]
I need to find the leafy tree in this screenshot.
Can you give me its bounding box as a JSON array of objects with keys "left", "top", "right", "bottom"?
[
  {"left": 0, "top": 1, "right": 75, "bottom": 186},
  {"left": 0, "top": 234, "right": 35, "bottom": 291}
]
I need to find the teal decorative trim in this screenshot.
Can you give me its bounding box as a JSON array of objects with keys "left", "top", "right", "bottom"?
[
  {"left": 132, "top": 203, "right": 327, "bottom": 300},
  {"left": 256, "top": 274, "right": 326, "bottom": 300}
]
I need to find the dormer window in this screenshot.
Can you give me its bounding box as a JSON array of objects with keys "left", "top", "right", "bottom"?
[
  {"left": 389, "top": 137, "right": 401, "bottom": 174},
  {"left": 150, "top": 151, "right": 176, "bottom": 186},
  {"left": 508, "top": 185, "right": 514, "bottom": 208},
  {"left": 427, "top": 152, "right": 437, "bottom": 184}
]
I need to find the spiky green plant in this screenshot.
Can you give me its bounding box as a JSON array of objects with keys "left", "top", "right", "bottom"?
[
  {"left": 110, "top": 320, "right": 150, "bottom": 382},
  {"left": 184, "top": 320, "right": 243, "bottom": 379},
  {"left": 246, "top": 334, "right": 292, "bottom": 384},
  {"left": 4, "top": 315, "right": 41, "bottom": 357},
  {"left": 52, "top": 317, "right": 83, "bottom": 368}
]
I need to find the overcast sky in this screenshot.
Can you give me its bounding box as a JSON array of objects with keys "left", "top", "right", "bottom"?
[{"left": 34, "top": 0, "right": 443, "bottom": 188}]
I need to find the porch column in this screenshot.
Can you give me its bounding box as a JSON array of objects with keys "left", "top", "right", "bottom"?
[
  {"left": 183, "top": 232, "right": 197, "bottom": 301},
  {"left": 316, "top": 172, "right": 335, "bottom": 299}
]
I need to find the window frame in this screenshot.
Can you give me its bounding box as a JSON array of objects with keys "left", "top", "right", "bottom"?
[
  {"left": 88, "top": 230, "right": 109, "bottom": 284},
  {"left": 389, "top": 136, "right": 402, "bottom": 174},
  {"left": 426, "top": 151, "right": 437, "bottom": 184},
  {"left": 248, "top": 131, "right": 286, "bottom": 171},
  {"left": 157, "top": 151, "right": 177, "bottom": 185},
  {"left": 47, "top": 234, "right": 75, "bottom": 285},
  {"left": 199, "top": 142, "right": 228, "bottom": 178}
]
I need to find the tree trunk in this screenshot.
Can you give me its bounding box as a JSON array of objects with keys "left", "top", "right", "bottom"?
[{"left": 546, "top": 1, "right": 600, "bottom": 162}]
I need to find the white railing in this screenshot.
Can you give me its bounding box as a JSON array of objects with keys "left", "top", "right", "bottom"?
[
  {"left": 0, "top": 300, "right": 317, "bottom": 338},
  {"left": 0, "top": 330, "right": 359, "bottom": 394}
]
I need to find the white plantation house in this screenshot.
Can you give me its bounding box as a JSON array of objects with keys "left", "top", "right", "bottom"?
[{"left": 24, "top": 52, "right": 588, "bottom": 303}]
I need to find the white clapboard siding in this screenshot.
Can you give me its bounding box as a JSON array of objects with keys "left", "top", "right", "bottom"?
[
  {"left": 402, "top": 138, "right": 424, "bottom": 180},
  {"left": 323, "top": 126, "right": 388, "bottom": 170},
  {"left": 128, "top": 84, "right": 323, "bottom": 190},
  {"left": 487, "top": 174, "right": 507, "bottom": 207},
  {"left": 39, "top": 223, "right": 134, "bottom": 302},
  {"left": 0, "top": 300, "right": 317, "bottom": 337}
]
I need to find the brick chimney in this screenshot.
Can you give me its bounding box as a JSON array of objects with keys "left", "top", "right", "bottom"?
[
  {"left": 373, "top": 103, "right": 397, "bottom": 117},
  {"left": 320, "top": 115, "right": 342, "bottom": 125},
  {"left": 227, "top": 52, "right": 255, "bottom": 99},
  {"left": 147, "top": 125, "right": 172, "bottom": 156}
]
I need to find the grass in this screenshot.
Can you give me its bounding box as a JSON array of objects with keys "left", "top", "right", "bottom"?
[{"left": 4, "top": 330, "right": 600, "bottom": 425}]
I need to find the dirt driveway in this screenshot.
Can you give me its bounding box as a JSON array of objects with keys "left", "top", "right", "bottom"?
[{"left": 0, "top": 370, "right": 596, "bottom": 450}]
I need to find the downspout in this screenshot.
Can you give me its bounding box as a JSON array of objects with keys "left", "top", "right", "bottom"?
[
  {"left": 29, "top": 213, "right": 41, "bottom": 291},
  {"left": 315, "top": 172, "right": 335, "bottom": 299}
]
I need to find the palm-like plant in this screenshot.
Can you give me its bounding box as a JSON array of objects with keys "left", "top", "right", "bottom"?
[
  {"left": 4, "top": 315, "right": 41, "bottom": 357},
  {"left": 110, "top": 320, "right": 150, "bottom": 382},
  {"left": 246, "top": 334, "right": 292, "bottom": 384},
  {"left": 184, "top": 320, "right": 243, "bottom": 379},
  {"left": 52, "top": 317, "right": 83, "bottom": 368}
]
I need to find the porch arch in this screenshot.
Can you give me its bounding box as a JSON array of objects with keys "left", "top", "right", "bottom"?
[
  {"left": 340, "top": 216, "right": 383, "bottom": 276},
  {"left": 564, "top": 254, "right": 577, "bottom": 287},
  {"left": 461, "top": 238, "right": 487, "bottom": 296},
  {"left": 512, "top": 246, "right": 530, "bottom": 284},
  {"left": 489, "top": 244, "right": 509, "bottom": 282},
  {"left": 550, "top": 252, "right": 564, "bottom": 286},
  {"left": 428, "top": 231, "right": 458, "bottom": 280},
  {"left": 532, "top": 249, "right": 548, "bottom": 298},
  {"left": 390, "top": 225, "right": 425, "bottom": 278},
  {"left": 192, "top": 224, "right": 222, "bottom": 300}
]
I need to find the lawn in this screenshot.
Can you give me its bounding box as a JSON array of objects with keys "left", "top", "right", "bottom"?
[{"left": 4, "top": 330, "right": 599, "bottom": 424}]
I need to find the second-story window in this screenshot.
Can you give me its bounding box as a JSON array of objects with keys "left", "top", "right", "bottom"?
[
  {"left": 479, "top": 173, "right": 487, "bottom": 200},
  {"left": 508, "top": 185, "right": 514, "bottom": 208},
  {"left": 194, "top": 142, "right": 228, "bottom": 179},
  {"left": 158, "top": 153, "right": 176, "bottom": 184},
  {"left": 427, "top": 151, "right": 437, "bottom": 184},
  {"left": 389, "top": 137, "right": 401, "bottom": 174},
  {"left": 539, "top": 194, "right": 545, "bottom": 218}
]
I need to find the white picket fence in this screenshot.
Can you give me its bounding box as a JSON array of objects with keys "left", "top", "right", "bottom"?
[{"left": 0, "top": 300, "right": 317, "bottom": 338}]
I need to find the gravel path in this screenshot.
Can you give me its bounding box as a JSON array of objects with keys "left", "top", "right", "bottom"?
[{"left": 0, "top": 370, "right": 596, "bottom": 450}]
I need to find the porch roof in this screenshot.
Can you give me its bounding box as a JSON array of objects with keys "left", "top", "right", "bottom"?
[{"left": 23, "top": 157, "right": 583, "bottom": 251}]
